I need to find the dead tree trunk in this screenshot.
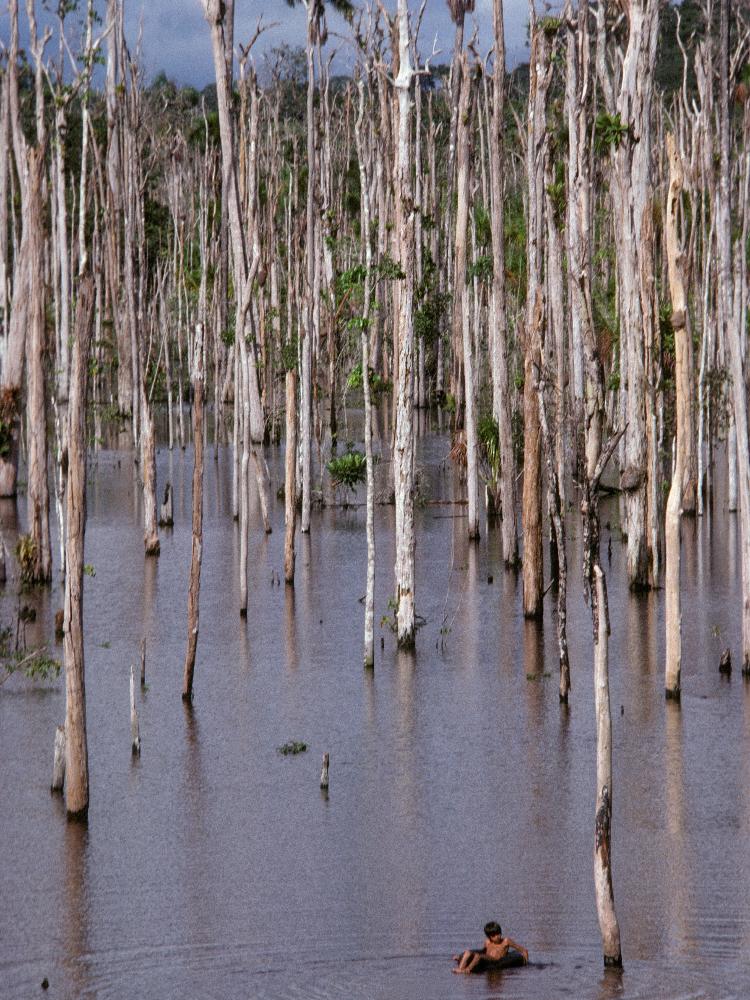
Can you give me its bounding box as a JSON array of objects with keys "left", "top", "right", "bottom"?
[
  {"left": 593, "top": 564, "right": 622, "bottom": 967},
  {"left": 522, "top": 5, "right": 551, "bottom": 618},
  {"left": 355, "top": 75, "right": 376, "bottom": 667},
  {"left": 665, "top": 133, "right": 688, "bottom": 699},
  {"left": 26, "top": 145, "right": 52, "bottom": 583},
  {"left": 718, "top": 0, "right": 750, "bottom": 673},
  {"left": 489, "top": 0, "right": 518, "bottom": 566},
  {"left": 604, "top": 0, "right": 660, "bottom": 589},
  {"left": 64, "top": 275, "right": 95, "bottom": 820},
  {"left": 284, "top": 367, "right": 298, "bottom": 584},
  {"left": 393, "top": 0, "right": 417, "bottom": 648},
  {"left": 455, "top": 54, "right": 479, "bottom": 540},
  {"left": 140, "top": 383, "right": 160, "bottom": 557},
  {"left": 182, "top": 324, "right": 205, "bottom": 701}
]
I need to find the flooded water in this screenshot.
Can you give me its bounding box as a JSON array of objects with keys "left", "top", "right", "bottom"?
[{"left": 2, "top": 410, "right": 750, "bottom": 1000}]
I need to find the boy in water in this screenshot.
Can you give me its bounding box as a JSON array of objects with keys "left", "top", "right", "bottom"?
[{"left": 452, "top": 920, "right": 529, "bottom": 974}]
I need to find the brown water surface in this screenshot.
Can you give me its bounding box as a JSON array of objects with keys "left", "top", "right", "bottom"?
[{"left": 1, "top": 414, "right": 749, "bottom": 999}]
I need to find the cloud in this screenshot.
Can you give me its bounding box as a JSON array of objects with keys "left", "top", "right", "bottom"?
[{"left": 0, "top": 0, "right": 530, "bottom": 88}]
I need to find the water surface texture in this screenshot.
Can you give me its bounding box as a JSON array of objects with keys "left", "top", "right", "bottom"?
[{"left": 2, "top": 417, "right": 749, "bottom": 999}]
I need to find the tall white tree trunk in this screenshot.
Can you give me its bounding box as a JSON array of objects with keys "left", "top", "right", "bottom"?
[
  {"left": 455, "top": 54, "right": 479, "bottom": 540},
  {"left": 718, "top": 0, "right": 750, "bottom": 672},
  {"left": 393, "top": 0, "right": 417, "bottom": 648},
  {"left": 605, "top": 0, "right": 660, "bottom": 589},
  {"left": 355, "top": 77, "right": 376, "bottom": 667},
  {"left": 182, "top": 324, "right": 205, "bottom": 701},
  {"left": 664, "top": 133, "right": 687, "bottom": 699},
  {"left": 593, "top": 565, "right": 622, "bottom": 967}
]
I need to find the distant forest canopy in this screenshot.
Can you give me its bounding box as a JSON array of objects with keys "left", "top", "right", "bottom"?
[{"left": 6, "top": 0, "right": 750, "bottom": 282}]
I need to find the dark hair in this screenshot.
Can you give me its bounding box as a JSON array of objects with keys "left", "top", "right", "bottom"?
[{"left": 484, "top": 921, "right": 502, "bottom": 938}]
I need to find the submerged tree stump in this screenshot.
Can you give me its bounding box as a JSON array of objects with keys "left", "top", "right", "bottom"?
[
  {"left": 130, "top": 665, "right": 140, "bottom": 756},
  {"left": 159, "top": 483, "right": 173, "bottom": 527},
  {"left": 51, "top": 725, "right": 66, "bottom": 793}
]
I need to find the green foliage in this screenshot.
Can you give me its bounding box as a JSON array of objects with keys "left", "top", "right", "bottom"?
[
  {"left": 546, "top": 160, "right": 567, "bottom": 225},
  {"left": 376, "top": 253, "right": 406, "bottom": 282},
  {"left": 414, "top": 290, "right": 451, "bottom": 347},
  {"left": 504, "top": 194, "right": 527, "bottom": 297},
  {"left": 221, "top": 326, "right": 235, "bottom": 349},
  {"left": 467, "top": 255, "right": 493, "bottom": 283},
  {"left": 277, "top": 740, "right": 308, "bottom": 756},
  {"left": 595, "top": 112, "right": 629, "bottom": 155},
  {"left": 539, "top": 16, "right": 561, "bottom": 36},
  {"left": 380, "top": 596, "right": 426, "bottom": 636},
  {"left": 327, "top": 447, "right": 367, "bottom": 492},
  {"left": 15, "top": 535, "right": 38, "bottom": 586},
  {"left": 474, "top": 203, "right": 492, "bottom": 246},
  {"left": 280, "top": 336, "right": 299, "bottom": 373},
  {"left": 478, "top": 414, "right": 500, "bottom": 477},
  {"left": 336, "top": 263, "right": 367, "bottom": 296},
  {"left": 346, "top": 363, "right": 389, "bottom": 394},
  {"left": 0, "top": 418, "right": 12, "bottom": 459},
  {"left": 83, "top": 564, "right": 96, "bottom": 578},
  {"left": 1, "top": 649, "right": 62, "bottom": 686},
  {"left": 659, "top": 301, "right": 675, "bottom": 359}
]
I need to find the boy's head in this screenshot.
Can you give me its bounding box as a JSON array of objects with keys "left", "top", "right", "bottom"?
[{"left": 484, "top": 921, "right": 502, "bottom": 939}]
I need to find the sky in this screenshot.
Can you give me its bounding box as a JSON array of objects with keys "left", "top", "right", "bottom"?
[{"left": 1, "top": 1, "right": 532, "bottom": 86}]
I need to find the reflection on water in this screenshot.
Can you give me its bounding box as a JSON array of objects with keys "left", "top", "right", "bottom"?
[{"left": 1, "top": 424, "right": 750, "bottom": 999}]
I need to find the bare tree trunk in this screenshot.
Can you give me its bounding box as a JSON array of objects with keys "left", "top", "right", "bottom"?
[
  {"left": 355, "top": 75, "right": 376, "bottom": 667},
  {"left": 26, "top": 147, "right": 52, "bottom": 583},
  {"left": 488, "top": 1, "right": 518, "bottom": 567},
  {"left": 64, "top": 275, "right": 95, "bottom": 820},
  {"left": 718, "top": 0, "right": 750, "bottom": 672},
  {"left": 106, "top": 0, "right": 132, "bottom": 416},
  {"left": 665, "top": 133, "right": 688, "bottom": 699},
  {"left": 522, "top": 6, "right": 550, "bottom": 618},
  {"left": 393, "top": 0, "right": 416, "bottom": 648},
  {"left": 182, "top": 325, "right": 205, "bottom": 701},
  {"left": 605, "top": 0, "right": 660, "bottom": 589},
  {"left": 301, "top": 2, "right": 317, "bottom": 535},
  {"left": 284, "top": 368, "right": 298, "bottom": 584},
  {"left": 140, "top": 382, "right": 160, "bottom": 557},
  {"left": 593, "top": 564, "right": 622, "bottom": 967},
  {"left": 455, "top": 54, "right": 479, "bottom": 540}
]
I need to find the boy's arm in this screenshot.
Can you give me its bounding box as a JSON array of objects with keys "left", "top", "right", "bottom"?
[{"left": 504, "top": 937, "right": 529, "bottom": 963}]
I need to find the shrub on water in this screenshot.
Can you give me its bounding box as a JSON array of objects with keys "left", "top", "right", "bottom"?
[{"left": 327, "top": 447, "right": 367, "bottom": 492}]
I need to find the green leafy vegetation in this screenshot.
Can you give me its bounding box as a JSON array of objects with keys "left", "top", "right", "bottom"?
[
  {"left": 277, "top": 740, "right": 308, "bottom": 756},
  {"left": 327, "top": 447, "right": 367, "bottom": 491}
]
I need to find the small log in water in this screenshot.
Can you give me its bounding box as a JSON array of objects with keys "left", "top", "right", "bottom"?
[
  {"left": 51, "top": 725, "right": 66, "bottom": 792},
  {"left": 130, "top": 666, "right": 140, "bottom": 756},
  {"left": 320, "top": 752, "right": 329, "bottom": 790},
  {"left": 719, "top": 648, "right": 732, "bottom": 675},
  {"left": 140, "top": 638, "right": 146, "bottom": 687}
]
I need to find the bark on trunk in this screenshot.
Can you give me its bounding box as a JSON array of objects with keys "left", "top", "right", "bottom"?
[
  {"left": 284, "top": 368, "right": 298, "bottom": 584},
  {"left": 665, "top": 133, "right": 687, "bottom": 699},
  {"left": 141, "top": 384, "right": 160, "bottom": 557},
  {"left": 593, "top": 564, "right": 622, "bottom": 967},
  {"left": 393, "top": 0, "right": 416, "bottom": 648},
  {"left": 522, "top": 7, "right": 550, "bottom": 618},
  {"left": 64, "top": 275, "right": 95, "bottom": 820},
  {"left": 455, "top": 55, "right": 479, "bottom": 540},
  {"left": 182, "top": 324, "right": 205, "bottom": 701},
  {"left": 26, "top": 147, "right": 52, "bottom": 583}
]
